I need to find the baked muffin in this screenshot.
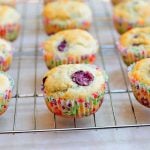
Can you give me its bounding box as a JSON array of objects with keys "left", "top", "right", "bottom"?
[
  {"left": 117, "top": 27, "right": 150, "bottom": 66},
  {"left": 43, "top": 29, "right": 98, "bottom": 69},
  {"left": 0, "top": 5, "right": 20, "bottom": 41},
  {"left": 0, "top": 38, "right": 13, "bottom": 71},
  {"left": 42, "top": 64, "right": 108, "bottom": 118},
  {"left": 0, "top": 0, "right": 16, "bottom": 7},
  {"left": 0, "top": 71, "right": 14, "bottom": 115},
  {"left": 42, "top": 1, "right": 92, "bottom": 34},
  {"left": 111, "top": 0, "right": 129, "bottom": 5},
  {"left": 44, "top": 0, "right": 83, "bottom": 5},
  {"left": 113, "top": 0, "right": 150, "bottom": 34},
  {"left": 128, "top": 58, "right": 150, "bottom": 108}
]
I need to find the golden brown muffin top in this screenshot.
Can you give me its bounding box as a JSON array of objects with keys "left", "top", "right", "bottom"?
[
  {"left": 43, "top": 64, "right": 107, "bottom": 99},
  {"left": 0, "top": 5, "right": 20, "bottom": 25},
  {"left": 114, "top": 0, "right": 150, "bottom": 23},
  {"left": 43, "top": 29, "right": 98, "bottom": 57},
  {"left": 128, "top": 58, "right": 150, "bottom": 86},
  {"left": 43, "top": 1, "right": 92, "bottom": 21},
  {"left": 119, "top": 27, "right": 150, "bottom": 49}
]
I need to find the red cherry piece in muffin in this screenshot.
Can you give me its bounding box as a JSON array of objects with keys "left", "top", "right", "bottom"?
[
  {"left": 42, "top": 76, "right": 47, "bottom": 85},
  {"left": 58, "top": 40, "right": 68, "bottom": 52},
  {"left": 71, "top": 70, "right": 94, "bottom": 86}
]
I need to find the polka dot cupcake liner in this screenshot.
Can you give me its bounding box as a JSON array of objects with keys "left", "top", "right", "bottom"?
[
  {"left": 117, "top": 42, "right": 149, "bottom": 66},
  {"left": 43, "top": 18, "right": 91, "bottom": 35},
  {"left": 44, "top": 52, "right": 96, "bottom": 69},
  {"left": 0, "top": 23, "right": 21, "bottom": 41},
  {"left": 130, "top": 83, "right": 150, "bottom": 108},
  {"left": 128, "top": 64, "right": 150, "bottom": 108},
  {"left": 0, "top": 71, "right": 14, "bottom": 115},
  {"left": 0, "top": 98, "right": 8, "bottom": 115},
  {"left": 0, "top": 55, "right": 13, "bottom": 72},
  {"left": 113, "top": 16, "right": 145, "bottom": 34},
  {"left": 44, "top": 86, "right": 106, "bottom": 118}
]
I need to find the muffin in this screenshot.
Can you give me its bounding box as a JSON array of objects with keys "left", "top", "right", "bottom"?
[
  {"left": 128, "top": 58, "right": 150, "bottom": 108},
  {"left": 42, "top": 1, "right": 92, "bottom": 35},
  {"left": 117, "top": 27, "right": 150, "bottom": 66},
  {"left": 0, "top": 5, "right": 20, "bottom": 41},
  {"left": 44, "top": 0, "right": 83, "bottom": 5},
  {"left": 0, "top": 71, "right": 14, "bottom": 115},
  {"left": 0, "top": 38, "right": 13, "bottom": 71},
  {"left": 43, "top": 29, "right": 98, "bottom": 69},
  {"left": 0, "top": 0, "right": 16, "bottom": 7},
  {"left": 111, "top": 0, "right": 129, "bottom": 5},
  {"left": 113, "top": 0, "right": 150, "bottom": 34},
  {"left": 42, "top": 64, "right": 108, "bottom": 118}
]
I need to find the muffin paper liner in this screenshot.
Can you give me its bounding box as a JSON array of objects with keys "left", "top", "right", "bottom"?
[
  {"left": 0, "top": 55, "right": 13, "bottom": 72},
  {"left": 0, "top": 23, "right": 20, "bottom": 41},
  {"left": 44, "top": 52, "right": 96, "bottom": 69},
  {"left": 44, "top": 86, "right": 106, "bottom": 118},
  {"left": 43, "top": 18, "right": 91, "bottom": 34},
  {"left": 0, "top": 71, "right": 14, "bottom": 115},
  {"left": 0, "top": 99, "right": 8, "bottom": 115},
  {"left": 113, "top": 16, "right": 145, "bottom": 34},
  {"left": 42, "top": 65, "right": 108, "bottom": 117},
  {"left": 128, "top": 64, "right": 150, "bottom": 108},
  {"left": 117, "top": 42, "right": 149, "bottom": 66}
]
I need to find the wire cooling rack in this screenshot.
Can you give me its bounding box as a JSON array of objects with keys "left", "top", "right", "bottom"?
[{"left": 0, "top": 0, "right": 150, "bottom": 134}]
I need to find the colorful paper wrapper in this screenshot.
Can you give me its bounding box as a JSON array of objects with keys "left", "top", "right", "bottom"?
[
  {"left": 0, "top": 98, "right": 8, "bottom": 115},
  {"left": 117, "top": 42, "right": 149, "bottom": 66},
  {"left": 128, "top": 64, "right": 150, "bottom": 108},
  {"left": 44, "top": 52, "right": 96, "bottom": 69},
  {"left": 0, "top": 71, "right": 14, "bottom": 115},
  {"left": 0, "top": 54, "right": 13, "bottom": 72},
  {"left": 43, "top": 18, "right": 91, "bottom": 35},
  {"left": 113, "top": 16, "right": 145, "bottom": 34},
  {"left": 0, "top": 23, "right": 20, "bottom": 41},
  {"left": 44, "top": 86, "right": 106, "bottom": 118}
]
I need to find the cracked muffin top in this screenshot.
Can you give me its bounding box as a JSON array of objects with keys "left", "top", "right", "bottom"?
[
  {"left": 42, "top": 64, "right": 108, "bottom": 99},
  {"left": 113, "top": 0, "right": 150, "bottom": 24},
  {"left": 119, "top": 27, "right": 150, "bottom": 52},
  {"left": 43, "top": 29, "right": 98, "bottom": 58},
  {"left": 128, "top": 58, "right": 150, "bottom": 86},
  {"left": 43, "top": 1, "right": 92, "bottom": 22}
]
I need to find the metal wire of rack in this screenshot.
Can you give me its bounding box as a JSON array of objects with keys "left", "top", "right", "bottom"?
[{"left": 0, "top": 0, "right": 150, "bottom": 135}]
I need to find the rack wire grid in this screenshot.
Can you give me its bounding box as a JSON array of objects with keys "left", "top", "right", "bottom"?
[{"left": 0, "top": 0, "right": 150, "bottom": 134}]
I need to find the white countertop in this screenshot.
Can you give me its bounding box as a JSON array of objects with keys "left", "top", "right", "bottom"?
[{"left": 1, "top": 127, "right": 150, "bottom": 150}]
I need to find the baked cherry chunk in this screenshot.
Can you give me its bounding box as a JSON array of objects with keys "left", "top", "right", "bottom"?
[
  {"left": 58, "top": 40, "right": 68, "bottom": 52},
  {"left": 42, "top": 76, "right": 47, "bottom": 85},
  {"left": 71, "top": 70, "right": 94, "bottom": 86}
]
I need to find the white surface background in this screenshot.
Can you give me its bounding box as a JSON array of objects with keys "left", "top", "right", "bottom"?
[{"left": 1, "top": 127, "right": 150, "bottom": 150}]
